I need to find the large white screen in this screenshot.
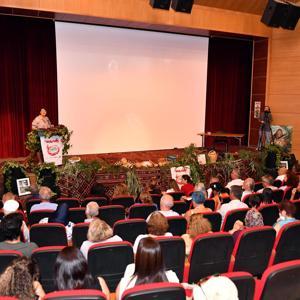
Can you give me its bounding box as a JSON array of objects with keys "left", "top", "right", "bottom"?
[{"left": 56, "top": 22, "right": 208, "bottom": 155}]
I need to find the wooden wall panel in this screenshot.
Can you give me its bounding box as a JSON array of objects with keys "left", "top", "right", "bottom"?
[{"left": 268, "top": 26, "right": 300, "bottom": 159}]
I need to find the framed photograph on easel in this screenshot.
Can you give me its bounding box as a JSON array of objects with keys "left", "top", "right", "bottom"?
[{"left": 16, "top": 178, "right": 31, "bottom": 196}]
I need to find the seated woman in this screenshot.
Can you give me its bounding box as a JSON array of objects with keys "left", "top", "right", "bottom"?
[
  {"left": 181, "top": 213, "right": 212, "bottom": 256},
  {"left": 55, "top": 246, "right": 110, "bottom": 298},
  {"left": 260, "top": 188, "right": 275, "bottom": 205},
  {"left": 280, "top": 170, "right": 299, "bottom": 192},
  {"left": 180, "top": 175, "right": 194, "bottom": 197},
  {"left": 138, "top": 192, "right": 153, "bottom": 205},
  {"left": 147, "top": 177, "right": 161, "bottom": 195},
  {"left": 0, "top": 256, "right": 45, "bottom": 299},
  {"left": 116, "top": 237, "right": 179, "bottom": 300},
  {"left": 166, "top": 179, "right": 180, "bottom": 193},
  {"left": 184, "top": 191, "right": 212, "bottom": 223},
  {"left": 80, "top": 218, "right": 122, "bottom": 259},
  {"left": 112, "top": 183, "right": 130, "bottom": 198},
  {"left": 209, "top": 182, "right": 223, "bottom": 210},
  {"left": 273, "top": 201, "right": 296, "bottom": 234},
  {"left": 133, "top": 212, "right": 172, "bottom": 253}
]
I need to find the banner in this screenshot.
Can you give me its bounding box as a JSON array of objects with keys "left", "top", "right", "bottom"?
[{"left": 40, "top": 135, "right": 63, "bottom": 165}]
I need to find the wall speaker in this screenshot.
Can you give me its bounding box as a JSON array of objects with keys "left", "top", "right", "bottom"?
[
  {"left": 281, "top": 3, "right": 300, "bottom": 30},
  {"left": 171, "top": 0, "right": 194, "bottom": 13},
  {"left": 261, "top": 0, "right": 288, "bottom": 27},
  {"left": 150, "top": 0, "right": 171, "bottom": 10}
]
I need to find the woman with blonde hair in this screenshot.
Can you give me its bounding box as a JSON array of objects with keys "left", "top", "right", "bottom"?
[
  {"left": 0, "top": 256, "right": 45, "bottom": 300},
  {"left": 80, "top": 218, "right": 122, "bottom": 259},
  {"left": 112, "top": 183, "right": 130, "bottom": 198},
  {"left": 138, "top": 192, "right": 153, "bottom": 204},
  {"left": 181, "top": 214, "right": 212, "bottom": 255}
]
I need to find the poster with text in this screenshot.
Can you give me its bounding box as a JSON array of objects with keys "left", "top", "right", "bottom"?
[{"left": 40, "top": 135, "right": 63, "bottom": 165}]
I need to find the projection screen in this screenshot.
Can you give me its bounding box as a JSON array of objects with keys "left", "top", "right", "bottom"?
[{"left": 56, "top": 22, "right": 208, "bottom": 155}]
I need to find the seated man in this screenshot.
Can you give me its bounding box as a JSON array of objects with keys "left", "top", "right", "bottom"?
[
  {"left": 85, "top": 201, "right": 100, "bottom": 223},
  {"left": 0, "top": 213, "right": 37, "bottom": 257},
  {"left": 158, "top": 194, "right": 179, "bottom": 217},
  {"left": 226, "top": 169, "right": 244, "bottom": 189},
  {"left": 218, "top": 185, "right": 248, "bottom": 223},
  {"left": 30, "top": 186, "right": 57, "bottom": 212},
  {"left": 257, "top": 175, "right": 278, "bottom": 193},
  {"left": 241, "top": 178, "right": 255, "bottom": 201}
]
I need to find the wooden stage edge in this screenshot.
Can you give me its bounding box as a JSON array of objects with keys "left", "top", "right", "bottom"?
[{"left": 0, "top": 145, "right": 256, "bottom": 164}]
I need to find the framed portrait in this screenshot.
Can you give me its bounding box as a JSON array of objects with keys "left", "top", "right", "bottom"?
[
  {"left": 279, "top": 161, "right": 288, "bottom": 169},
  {"left": 16, "top": 178, "right": 31, "bottom": 196}
]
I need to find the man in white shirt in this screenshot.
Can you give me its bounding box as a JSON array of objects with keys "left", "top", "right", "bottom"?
[
  {"left": 30, "top": 186, "right": 57, "bottom": 212},
  {"left": 218, "top": 185, "right": 248, "bottom": 222},
  {"left": 158, "top": 194, "right": 179, "bottom": 217},
  {"left": 226, "top": 169, "right": 244, "bottom": 189},
  {"left": 241, "top": 178, "right": 255, "bottom": 201},
  {"left": 257, "top": 175, "right": 278, "bottom": 193}
]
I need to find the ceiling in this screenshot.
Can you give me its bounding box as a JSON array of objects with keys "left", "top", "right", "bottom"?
[{"left": 195, "top": 0, "right": 300, "bottom": 15}]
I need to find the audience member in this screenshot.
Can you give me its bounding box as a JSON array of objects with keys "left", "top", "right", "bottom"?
[
  {"left": 3, "top": 199, "right": 29, "bottom": 242},
  {"left": 166, "top": 179, "right": 180, "bottom": 193},
  {"left": 194, "top": 182, "right": 208, "bottom": 198},
  {"left": 260, "top": 188, "right": 275, "bottom": 205},
  {"left": 85, "top": 201, "right": 100, "bottom": 222},
  {"left": 291, "top": 181, "right": 300, "bottom": 200},
  {"left": 116, "top": 237, "right": 179, "bottom": 300},
  {"left": 112, "top": 183, "right": 130, "bottom": 198},
  {"left": 207, "top": 176, "right": 220, "bottom": 198},
  {"left": 241, "top": 178, "right": 255, "bottom": 201},
  {"left": 0, "top": 256, "right": 45, "bottom": 299},
  {"left": 80, "top": 218, "right": 122, "bottom": 259},
  {"left": 280, "top": 170, "right": 299, "bottom": 191},
  {"left": 133, "top": 212, "right": 172, "bottom": 253},
  {"left": 210, "top": 182, "right": 223, "bottom": 210},
  {"left": 30, "top": 186, "right": 57, "bottom": 212},
  {"left": 181, "top": 213, "right": 212, "bottom": 255},
  {"left": 158, "top": 194, "right": 179, "bottom": 217},
  {"left": 138, "top": 192, "right": 153, "bottom": 205},
  {"left": 89, "top": 182, "right": 108, "bottom": 198},
  {"left": 244, "top": 195, "right": 264, "bottom": 227},
  {"left": 273, "top": 201, "right": 296, "bottom": 234},
  {"left": 226, "top": 169, "right": 244, "bottom": 189},
  {"left": 180, "top": 175, "right": 194, "bottom": 197},
  {"left": 257, "top": 175, "right": 278, "bottom": 193},
  {"left": 184, "top": 191, "right": 211, "bottom": 223},
  {"left": 148, "top": 177, "right": 161, "bottom": 194},
  {"left": 2, "top": 192, "right": 16, "bottom": 203},
  {"left": 0, "top": 213, "right": 37, "bottom": 256},
  {"left": 218, "top": 186, "right": 248, "bottom": 222},
  {"left": 276, "top": 167, "right": 288, "bottom": 182},
  {"left": 55, "top": 246, "right": 109, "bottom": 298}
]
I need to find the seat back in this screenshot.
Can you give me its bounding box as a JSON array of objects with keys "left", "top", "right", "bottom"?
[
  {"left": 98, "top": 205, "right": 125, "bottom": 227},
  {"left": 204, "top": 199, "right": 215, "bottom": 211},
  {"left": 202, "top": 212, "right": 222, "bottom": 232},
  {"left": 223, "top": 272, "right": 255, "bottom": 300},
  {"left": 221, "top": 208, "right": 249, "bottom": 232},
  {"left": 56, "top": 198, "right": 80, "bottom": 208},
  {"left": 0, "top": 250, "right": 22, "bottom": 274},
  {"left": 30, "top": 223, "right": 68, "bottom": 247},
  {"left": 283, "top": 187, "right": 293, "bottom": 201},
  {"left": 257, "top": 260, "right": 300, "bottom": 300},
  {"left": 167, "top": 192, "right": 185, "bottom": 200},
  {"left": 44, "top": 289, "right": 107, "bottom": 300},
  {"left": 121, "top": 282, "right": 185, "bottom": 300},
  {"left": 113, "top": 219, "right": 147, "bottom": 244},
  {"left": 167, "top": 216, "right": 187, "bottom": 236},
  {"left": 88, "top": 241, "right": 134, "bottom": 291},
  {"left": 254, "top": 182, "right": 263, "bottom": 192},
  {"left": 110, "top": 196, "right": 134, "bottom": 209},
  {"left": 32, "top": 246, "right": 64, "bottom": 293},
  {"left": 273, "top": 189, "right": 284, "bottom": 203},
  {"left": 26, "top": 199, "right": 41, "bottom": 215},
  {"left": 156, "top": 236, "right": 185, "bottom": 282},
  {"left": 172, "top": 201, "right": 189, "bottom": 215},
  {"left": 258, "top": 204, "right": 279, "bottom": 226},
  {"left": 28, "top": 210, "right": 55, "bottom": 225},
  {"left": 187, "top": 233, "right": 234, "bottom": 283},
  {"left": 271, "top": 221, "right": 300, "bottom": 265},
  {"left": 231, "top": 227, "right": 276, "bottom": 276},
  {"left": 72, "top": 223, "right": 89, "bottom": 248},
  {"left": 69, "top": 207, "right": 86, "bottom": 223},
  {"left": 149, "top": 194, "right": 162, "bottom": 209},
  {"left": 82, "top": 197, "right": 108, "bottom": 207},
  {"left": 128, "top": 204, "right": 157, "bottom": 220}
]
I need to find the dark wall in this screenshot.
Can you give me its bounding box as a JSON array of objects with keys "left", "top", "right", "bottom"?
[
  {"left": 205, "top": 37, "right": 253, "bottom": 147},
  {"left": 0, "top": 15, "right": 58, "bottom": 158}
]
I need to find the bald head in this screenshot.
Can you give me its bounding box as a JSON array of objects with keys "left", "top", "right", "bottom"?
[
  {"left": 39, "top": 186, "right": 52, "bottom": 201},
  {"left": 86, "top": 201, "right": 100, "bottom": 218},
  {"left": 2, "top": 192, "right": 16, "bottom": 203},
  {"left": 243, "top": 178, "right": 255, "bottom": 192},
  {"left": 160, "top": 194, "right": 174, "bottom": 211}
]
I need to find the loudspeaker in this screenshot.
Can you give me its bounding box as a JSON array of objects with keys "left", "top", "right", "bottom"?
[
  {"left": 150, "top": 0, "right": 171, "bottom": 10},
  {"left": 261, "top": 0, "right": 287, "bottom": 27},
  {"left": 171, "top": 0, "right": 194, "bottom": 13},
  {"left": 281, "top": 3, "right": 300, "bottom": 30}
]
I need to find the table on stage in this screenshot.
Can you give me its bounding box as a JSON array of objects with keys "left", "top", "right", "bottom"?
[{"left": 197, "top": 132, "right": 245, "bottom": 151}]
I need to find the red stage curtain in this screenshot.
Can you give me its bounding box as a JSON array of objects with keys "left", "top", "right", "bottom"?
[
  {"left": 0, "top": 15, "right": 58, "bottom": 158},
  {"left": 205, "top": 37, "right": 253, "bottom": 147}
]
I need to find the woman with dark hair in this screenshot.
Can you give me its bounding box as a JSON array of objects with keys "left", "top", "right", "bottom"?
[
  {"left": 244, "top": 195, "right": 264, "bottom": 228},
  {"left": 0, "top": 256, "right": 45, "bottom": 299},
  {"left": 260, "top": 188, "right": 275, "bottom": 205},
  {"left": 116, "top": 237, "right": 179, "bottom": 300},
  {"left": 280, "top": 170, "right": 299, "bottom": 192},
  {"left": 54, "top": 246, "right": 110, "bottom": 297},
  {"left": 180, "top": 175, "right": 194, "bottom": 197},
  {"left": 273, "top": 201, "right": 296, "bottom": 234}
]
